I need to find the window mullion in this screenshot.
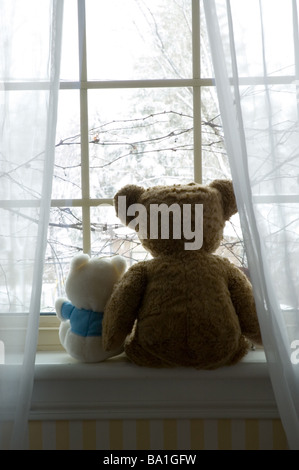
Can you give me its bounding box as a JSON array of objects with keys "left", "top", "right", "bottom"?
[
  {"left": 78, "top": 0, "right": 91, "bottom": 254},
  {"left": 192, "top": 0, "right": 202, "bottom": 184}
]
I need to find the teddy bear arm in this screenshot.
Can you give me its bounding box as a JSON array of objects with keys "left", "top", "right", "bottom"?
[
  {"left": 55, "top": 297, "right": 69, "bottom": 321},
  {"left": 102, "top": 262, "right": 147, "bottom": 351},
  {"left": 228, "top": 266, "right": 263, "bottom": 345}
]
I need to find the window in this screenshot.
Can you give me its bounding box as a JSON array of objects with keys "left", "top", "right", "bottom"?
[{"left": 39, "top": 0, "right": 245, "bottom": 314}]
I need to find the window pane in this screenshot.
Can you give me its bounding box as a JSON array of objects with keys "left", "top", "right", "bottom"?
[
  {"left": 41, "top": 207, "right": 83, "bottom": 312},
  {"left": 2, "top": 0, "right": 57, "bottom": 82},
  {"left": 88, "top": 87, "right": 193, "bottom": 198},
  {"left": 201, "top": 86, "right": 229, "bottom": 183},
  {"left": 52, "top": 90, "right": 81, "bottom": 199},
  {"left": 60, "top": 0, "right": 79, "bottom": 81},
  {"left": 200, "top": 2, "right": 215, "bottom": 79},
  {"left": 201, "top": 87, "right": 244, "bottom": 266},
  {"left": 90, "top": 205, "right": 149, "bottom": 266},
  {"left": 2, "top": 90, "right": 49, "bottom": 202},
  {"left": 220, "top": 0, "right": 295, "bottom": 78},
  {"left": 1, "top": 206, "right": 41, "bottom": 313},
  {"left": 86, "top": 0, "right": 192, "bottom": 80},
  {"left": 239, "top": 84, "right": 299, "bottom": 195},
  {"left": 216, "top": 213, "right": 246, "bottom": 267}
]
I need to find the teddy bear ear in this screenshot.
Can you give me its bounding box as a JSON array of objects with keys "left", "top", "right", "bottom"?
[
  {"left": 111, "top": 255, "right": 127, "bottom": 276},
  {"left": 70, "top": 253, "right": 90, "bottom": 270},
  {"left": 209, "top": 179, "right": 238, "bottom": 220},
  {"left": 114, "top": 184, "right": 145, "bottom": 226}
]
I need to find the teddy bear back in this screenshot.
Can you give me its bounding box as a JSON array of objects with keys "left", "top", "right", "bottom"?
[{"left": 65, "top": 254, "right": 126, "bottom": 312}]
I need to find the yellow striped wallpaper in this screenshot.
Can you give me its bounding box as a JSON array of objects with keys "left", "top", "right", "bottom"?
[{"left": 2, "top": 418, "right": 287, "bottom": 450}]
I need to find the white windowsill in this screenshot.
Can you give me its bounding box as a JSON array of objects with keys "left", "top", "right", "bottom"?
[{"left": 30, "top": 349, "right": 279, "bottom": 421}]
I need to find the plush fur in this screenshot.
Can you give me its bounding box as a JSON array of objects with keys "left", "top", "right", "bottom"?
[
  {"left": 102, "top": 180, "right": 262, "bottom": 369},
  {"left": 55, "top": 254, "right": 126, "bottom": 362}
]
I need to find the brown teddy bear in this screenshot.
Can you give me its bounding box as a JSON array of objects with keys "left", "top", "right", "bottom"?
[{"left": 102, "top": 180, "right": 262, "bottom": 369}]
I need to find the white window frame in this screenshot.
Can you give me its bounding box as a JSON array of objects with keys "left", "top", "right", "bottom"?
[
  {"left": 55, "top": 0, "right": 208, "bottom": 254},
  {"left": 38, "top": 0, "right": 213, "bottom": 347},
  {"left": 4, "top": 1, "right": 293, "bottom": 349}
]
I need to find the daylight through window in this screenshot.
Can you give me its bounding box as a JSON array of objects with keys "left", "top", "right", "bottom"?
[{"left": 39, "top": 0, "right": 244, "bottom": 312}]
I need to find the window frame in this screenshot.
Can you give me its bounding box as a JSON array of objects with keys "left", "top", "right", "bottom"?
[
  {"left": 6, "top": 1, "right": 293, "bottom": 348},
  {"left": 44, "top": 1, "right": 293, "bottom": 346},
  {"left": 39, "top": 0, "right": 213, "bottom": 348},
  {"left": 74, "top": 0, "right": 206, "bottom": 256}
]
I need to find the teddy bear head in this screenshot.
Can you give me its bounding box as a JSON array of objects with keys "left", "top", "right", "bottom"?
[
  {"left": 65, "top": 254, "right": 126, "bottom": 311},
  {"left": 114, "top": 180, "right": 237, "bottom": 257}
]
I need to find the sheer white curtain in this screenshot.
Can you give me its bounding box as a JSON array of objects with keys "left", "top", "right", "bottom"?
[
  {"left": 0, "top": 0, "right": 63, "bottom": 449},
  {"left": 204, "top": 0, "right": 299, "bottom": 449}
]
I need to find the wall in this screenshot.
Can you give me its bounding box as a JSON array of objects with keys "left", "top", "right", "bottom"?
[{"left": 20, "top": 418, "right": 288, "bottom": 450}]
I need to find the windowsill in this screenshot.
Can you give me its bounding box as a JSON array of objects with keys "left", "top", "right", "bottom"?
[{"left": 30, "top": 348, "right": 279, "bottom": 421}]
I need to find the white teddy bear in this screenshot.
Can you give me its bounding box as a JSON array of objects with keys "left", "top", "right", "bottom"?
[{"left": 55, "top": 253, "right": 127, "bottom": 363}]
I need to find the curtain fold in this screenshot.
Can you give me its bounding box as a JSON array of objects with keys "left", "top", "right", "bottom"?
[
  {"left": 0, "top": 0, "right": 63, "bottom": 449},
  {"left": 204, "top": 0, "right": 299, "bottom": 449}
]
